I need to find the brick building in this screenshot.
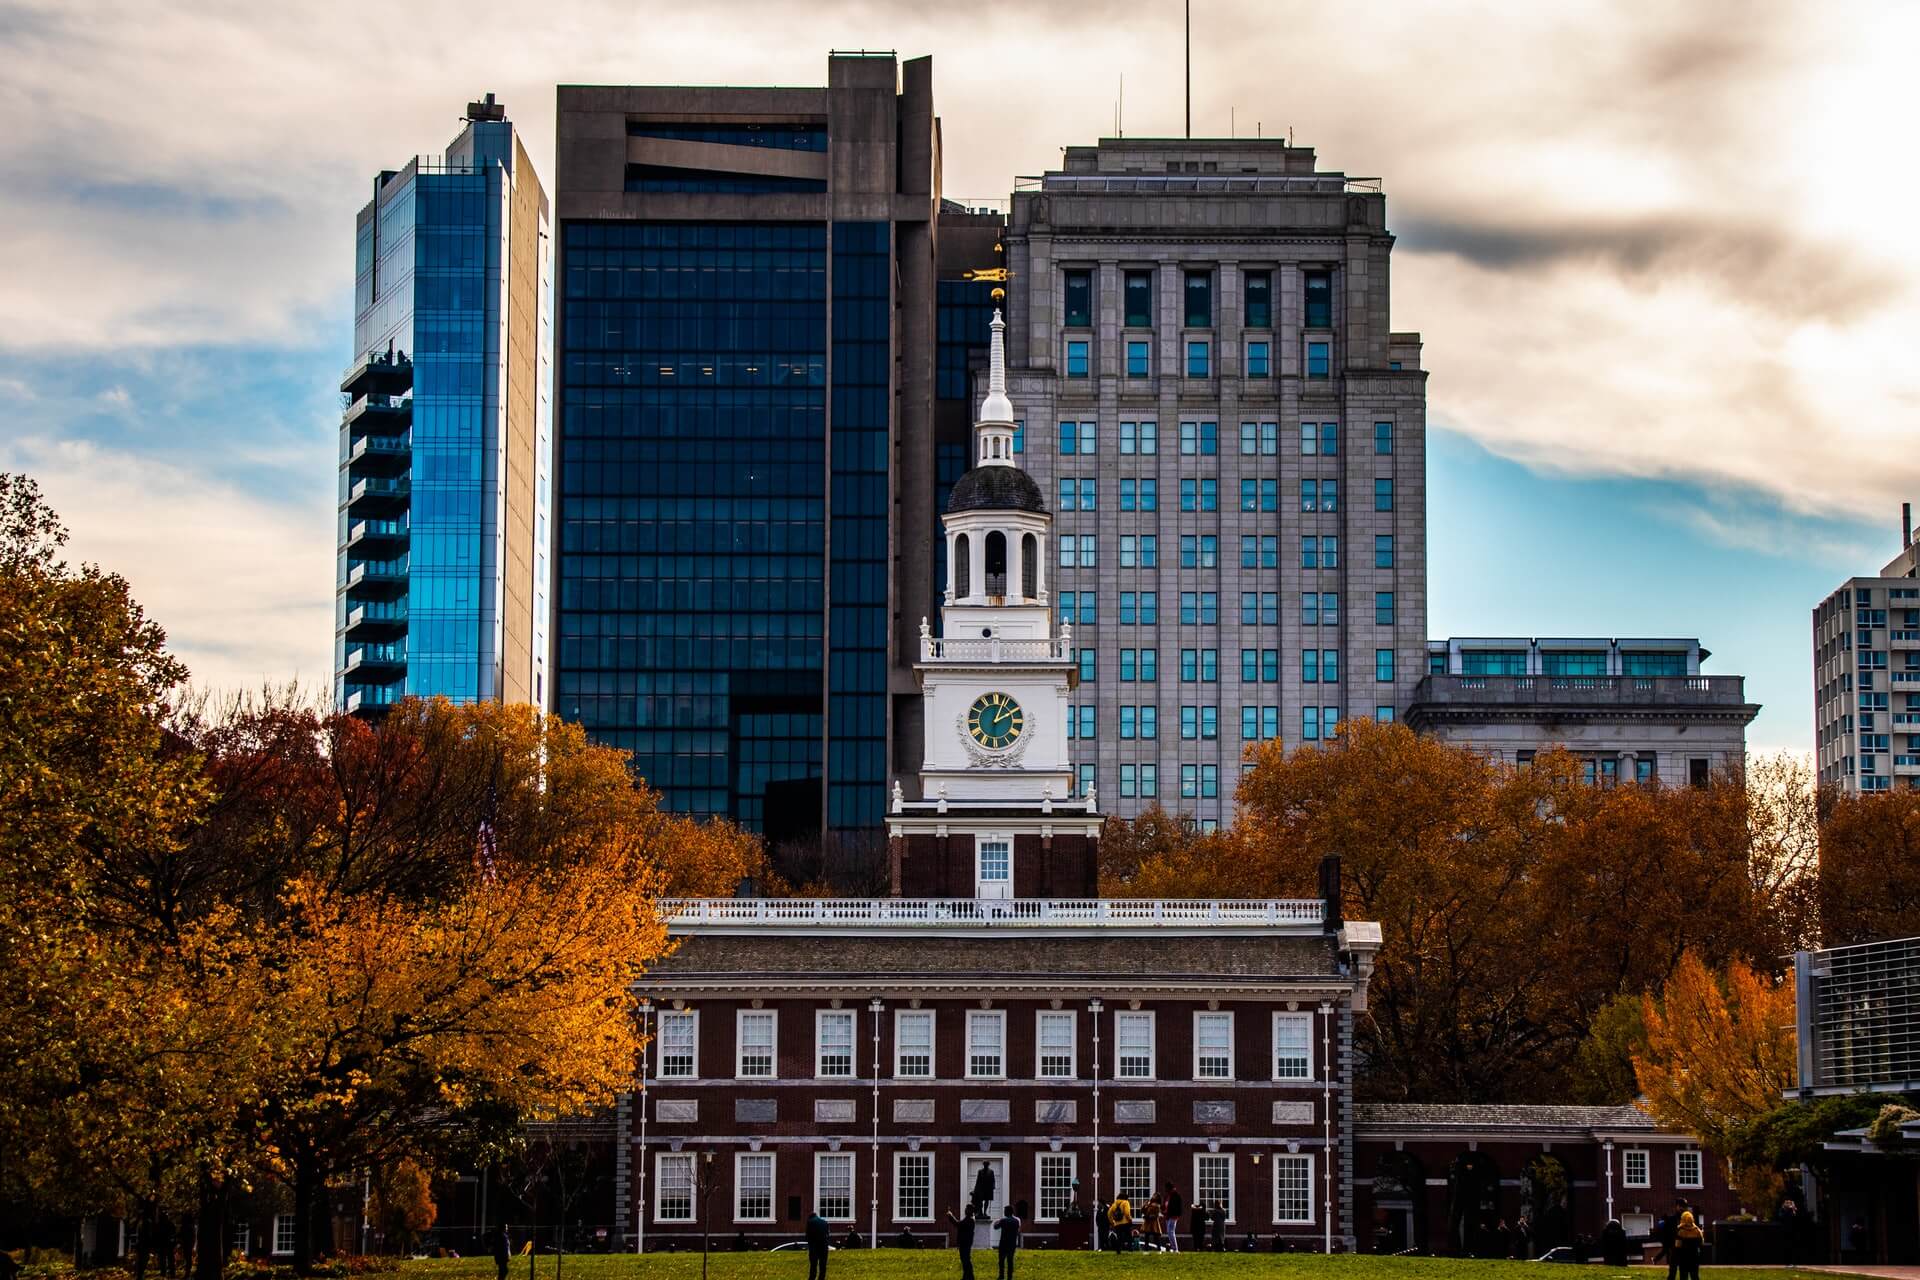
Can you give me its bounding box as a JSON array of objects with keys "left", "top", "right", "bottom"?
[{"left": 1351, "top": 1104, "right": 1736, "bottom": 1256}]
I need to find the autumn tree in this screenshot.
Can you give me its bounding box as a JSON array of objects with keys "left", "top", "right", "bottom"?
[
  {"left": 1634, "top": 949, "right": 1798, "bottom": 1209},
  {"left": 1097, "top": 805, "right": 1255, "bottom": 896},
  {"left": 1816, "top": 784, "right": 1920, "bottom": 945}
]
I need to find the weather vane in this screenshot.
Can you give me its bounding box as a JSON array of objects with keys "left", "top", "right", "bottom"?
[{"left": 962, "top": 241, "right": 1011, "bottom": 300}]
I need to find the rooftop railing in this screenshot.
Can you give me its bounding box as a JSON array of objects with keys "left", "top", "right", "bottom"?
[
  {"left": 657, "top": 897, "right": 1326, "bottom": 929},
  {"left": 1410, "top": 674, "right": 1750, "bottom": 707}
]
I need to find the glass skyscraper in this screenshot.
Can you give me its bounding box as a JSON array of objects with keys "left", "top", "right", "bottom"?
[
  {"left": 553, "top": 55, "right": 942, "bottom": 842},
  {"left": 335, "top": 95, "right": 551, "bottom": 716}
]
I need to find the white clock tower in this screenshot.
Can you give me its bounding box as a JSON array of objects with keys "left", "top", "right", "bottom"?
[{"left": 887, "top": 310, "right": 1101, "bottom": 899}]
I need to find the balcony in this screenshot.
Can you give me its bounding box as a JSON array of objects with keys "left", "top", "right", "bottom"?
[
  {"left": 347, "top": 431, "right": 411, "bottom": 474},
  {"left": 345, "top": 556, "right": 408, "bottom": 596},
  {"left": 342, "top": 392, "right": 411, "bottom": 429},
  {"left": 1405, "top": 674, "right": 1759, "bottom": 730},
  {"left": 345, "top": 516, "right": 409, "bottom": 554},
  {"left": 343, "top": 600, "right": 408, "bottom": 639},
  {"left": 340, "top": 351, "right": 413, "bottom": 398},
  {"left": 342, "top": 641, "right": 406, "bottom": 677},
  {"left": 346, "top": 476, "right": 409, "bottom": 514},
  {"left": 657, "top": 897, "right": 1327, "bottom": 932},
  {"left": 343, "top": 683, "right": 402, "bottom": 716},
  {"left": 920, "top": 635, "right": 1072, "bottom": 663}
]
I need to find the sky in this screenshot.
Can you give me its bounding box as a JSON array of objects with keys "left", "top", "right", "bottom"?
[{"left": 3, "top": 0, "right": 1917, "bottom": 756}]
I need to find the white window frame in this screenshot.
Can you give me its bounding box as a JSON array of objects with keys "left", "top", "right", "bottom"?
[
  {"left": 271, "top": 1215, "right": 295, "bottom": 1257},
  {"left": 975, "top": 833, "right": 1013, "bottom": 896},
  {"left": 1272, "top": 1012, "right": 1313, "bottom": 1081},
  {"left": 736, "top": 1008, "right": 778, "bottom": 1079},
  {"left": 1272, "top": 1154, "right": 1314, "bottom": 1224},
  {"left": 735, "top": 1152, "right": 775, "bottom": 1224},
  {"left": 1035, "top": 1152, "right": 1077, "bottom": 1223},
  {"left": 1193, "top": 1152, "right": 1235, "bottom": 1224},
  {"left": 1036, "top": 1010, "right": 1077, "bottom": 1079},
  {"left": 657, "top": 1009, "right": 698, "bottom": 1079},
  {"left": 1676, "top": 1149, "right": 1704, "bottom": 1190},
  {"left": 967, "top": 1009, "right": 1007, "bottom": 1079},
  {"left": 1115, "top": 1010, "right": 1156, "bottom": 1080},
  {"left": 1623, "top": 1147, "right": 1651, "bottom": 1189},
  {"left": 894, "top": 1009, "right": 934, "bottom": 1079},
  {"left": 1115, "top": 1153, "right": 1156, "bottom": 1205},
  {"left": 655, "top": 1152, "right": 696, "bottom": 1223},
  {"left": 815, "top": 1008, "right": 856, "bottom": 1079},
  {"left": 815, "top": 1152, "right": 856, "bottom": 1223},
  {"left": 231, "top": 1223, "right": 250, "bottom": 1257},
  {"left": 1193, "top": 1010, "right": 1234, "bottom": 1080},
  {"left": 894, "top": 1151, "right": 935, "bottom": 1223}
]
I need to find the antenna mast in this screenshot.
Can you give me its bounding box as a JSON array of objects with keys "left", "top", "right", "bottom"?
[{"left": 1184, "top": 0, "right": 1192, "bottom": 138}]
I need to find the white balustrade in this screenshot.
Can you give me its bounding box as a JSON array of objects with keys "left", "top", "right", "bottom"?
[{"left": 656, "top": 897, "right": 1325, "bottom": 928}]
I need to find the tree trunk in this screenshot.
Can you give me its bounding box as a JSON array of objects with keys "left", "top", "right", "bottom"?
[
  {"left": 179, "top": 1212, "right": 195, "bottom": 1280},
  {"left": 133, "top": 1199, "right": 154, "bottom": 1280},
  {"left": 292, "top": 1156, "right": 320, "bottom": 1276},
  {"left": 194, "top": 1175, "right": 224, "bottom": 1280}
]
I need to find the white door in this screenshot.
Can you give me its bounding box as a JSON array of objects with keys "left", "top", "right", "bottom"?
[
  {"left": 976, "top": 837, "right": 1013, "bottom": 900},
  {"left": 961, "top": 1153, "right": 1011, "bottom": 1237}
]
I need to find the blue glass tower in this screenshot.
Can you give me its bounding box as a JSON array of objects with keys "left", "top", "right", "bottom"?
[
  {"left": 553, "top": 56, "right": 944, "bottom": 843},
  {"left": 336, "top": 95, "right": 552, "bottom": 716}
]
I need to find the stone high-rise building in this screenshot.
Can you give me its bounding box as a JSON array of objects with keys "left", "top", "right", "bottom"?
[
  {"left": 1814, "top": 505, "right": 1920, "bottom": 793},
  {"left": 1000, "top": 138, "right": 1428, "bottom": 825}
]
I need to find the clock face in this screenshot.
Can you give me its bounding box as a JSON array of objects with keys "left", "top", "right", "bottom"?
[{"left": 967, "top": 692, "right": 1025, "bottom": 751}]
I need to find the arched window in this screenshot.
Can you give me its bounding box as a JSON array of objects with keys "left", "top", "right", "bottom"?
[
  {"left": 985, "top": 531, "right": 1008, "bottom": 597},
  {"left": 1021, "top": 534, "right": 1039, "bottom": 600},
  {"left": 954, "top": 533, "right": 971, "bottom": 598}
]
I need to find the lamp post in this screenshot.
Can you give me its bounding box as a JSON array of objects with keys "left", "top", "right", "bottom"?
[
  {"left": 695, "top": 1150, "right": 719, "bottom": 1280},
  {"left": 869, "top": 998, "right": 885, "bottom": 1250},
  {"left": 1088, "top": 997, "right": 1103, "bottom": 1246}
]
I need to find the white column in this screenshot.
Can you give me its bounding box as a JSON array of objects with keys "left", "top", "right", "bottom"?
[{"left": 970, "top": 532, "right": 987, "bottom": 605}]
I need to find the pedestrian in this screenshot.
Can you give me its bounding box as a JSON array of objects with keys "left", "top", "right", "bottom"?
[
  {"left": 1143, "top": 1196, "right": 1164, "bottom": 1250},
  {"left": 1673, "top": 1210, "right": 1703, "bottom": 1280},
  {"left": 1164, "top": 1183, "right": 1184, "bottom": 1253},
  {"left": 1106, "top": 1193, "right": 1133, "bottom": 1252},
  {"left": 971, "top": 1164, "right": 997, "bottom": 1219},
  {"left": 993, "top": 1204, "right": 1021, "bottom": 1280},
  {"left": 153, "top": 1214, "right": 176, "bottom": 1280},
  {"left": 806, "top": 1207, "right": 831, "bottom": 1280},
  {"left": 1191, "top": 1199, "right": 1209, "bottom": 1251},
  {"left": 1210, "top": 1201, "right": 1227, "bottom": 1252},
  {"left": 1775, "top": 1198, "right": 1800, "bottom": 1267},
  {"left": 945, "top": 1206, "right": 976, "bottom": 1280},
  {"left": 1514, "top": 1216, "right": 1533, "bottom": 1261},
  {"left": 491, "top": 1226, "right": 510, "bottom": 1280}
]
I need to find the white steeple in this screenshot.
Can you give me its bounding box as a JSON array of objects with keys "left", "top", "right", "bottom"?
[{"left": 974, "top": 310, "right": 1017, "bottom": 466}]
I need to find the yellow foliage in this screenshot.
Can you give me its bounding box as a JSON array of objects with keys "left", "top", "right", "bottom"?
[{"left": 1634, "top": 950, "right": 1798, "bottom": 1154}]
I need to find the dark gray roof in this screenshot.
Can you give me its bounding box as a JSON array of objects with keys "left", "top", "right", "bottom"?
[
  {"left": 947, "top": 465, "right": 1046, "bottom": 514},
  {"left": 1354, "top": 1103, "right": 1657, "bottom": 1132}
]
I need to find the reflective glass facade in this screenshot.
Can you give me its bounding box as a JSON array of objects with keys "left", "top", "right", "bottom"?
[
  {"left": 828, "top": 223, "right": 891, "bottom": 828},
  {"left": 337, "top": 115, "right": 548, "bottom": 718},
  {"left": 556, "top": 222, "right": 828, "bottom": 833}
]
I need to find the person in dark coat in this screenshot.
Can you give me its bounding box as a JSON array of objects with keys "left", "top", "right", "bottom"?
[
  {"left": 1673, "top": 1211, "right": 1703, "bottom": 1280},
  {"left": 805, "top": 1210, "right": 831, "bottom": 1280},
  {"left": 992, "top": 1206, "right": 1020, "bottom": 1280},
  {"left": 970, "top": 1164, "right": 996, "bottom": 1219},
  {"left": 1600, "top": 1219, "right": 1629, "bottom": 1268},
  {"left": 945, "top": 1206, "right": 977, "bottom": 1280},
  {"left": 491, "top": 1226, "right": 510, "bottom": 1280},
  {"left": 1164, "top": 1183, "right": 1185, "bottom": 1253},
  {"left": 1191, "top": 1200, "right": 1209, "bottom": 1250},
  {"left": 1209, "top": 1202, "right": 1227, "bottom": 1252}
]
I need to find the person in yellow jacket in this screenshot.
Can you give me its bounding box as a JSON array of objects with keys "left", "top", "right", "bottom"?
[
  {"left": 1107, "top": 1196, "right": 1134, "bottom": 1252},
  {"left": 1673, "top": 1210, "right": 1704, "bottom": 1280}
]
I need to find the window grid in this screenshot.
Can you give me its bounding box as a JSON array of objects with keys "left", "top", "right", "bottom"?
[
  {"left": 1195, "top": 1153, "right": 1234, "bottom": 1222},
  {"left": 894, "top": 1153, "right": 934, "bottom": 1222},
  {"left": 816, "top": 1010, "right": 855, "bottom": 1078},
  {"left": 816, "top": 1153, "right": 855, "bottom": 1222},
  {"left": 1194, "top": 1012, "right": 1233, "bottom": 1079},
  {"left": 737, "top": 1010, "right": 776, "bottom": 1078},
  {"left": 1273, "top": 1155, "right": 1313, "bottom": 1224},
  {"left": 658, "top": 1010, "right": 697, "bottom": 1078},
  {"left": 1116, "top": 1011, "right": 1155, "bottom": 1078},
  {"left": 1274, "top": 1012, "right": 1313, "bottom": 1079},
  {"left": 895, "top": 1010, "right": 933, "bottom": 1078},
  {"left": 968, "top": 1010, "right": 1006, "bottom": 1078},
  {"left": 656, "top": 1154, "right": 695, "bottom": 1222},
  {"left": 1038, "top": 1154, "right": 1077, "bottom": 1223},
  {"left": 736, "top": 1153, "right": 775, "bottom": 1223},
  {"left": 1038, "top": 1010, "right": 1077, "bottom": 1078}
]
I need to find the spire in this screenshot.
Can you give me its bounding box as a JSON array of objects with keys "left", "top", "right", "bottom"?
[
  {"left": 973, "top": 309, "right": 1017, "bottom": 468},
  {"left": 979, "top": 309, "right": 1014, "bottom": 426}
]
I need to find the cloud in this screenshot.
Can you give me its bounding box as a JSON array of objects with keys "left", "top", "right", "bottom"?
[
  {"left": 0, "top": 435, "right": 335, "bottom": 697},
  {"left": 4, "top": 0, "right": 1920, "bottom": 540}
]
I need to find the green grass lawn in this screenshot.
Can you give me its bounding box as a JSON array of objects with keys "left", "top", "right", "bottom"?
[{"left": 397, "top": 1255, "right": 1817, "bottom": 1280}]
